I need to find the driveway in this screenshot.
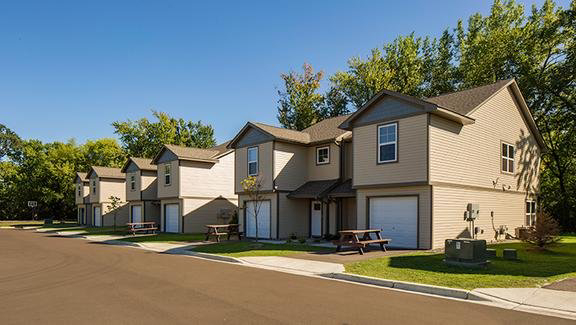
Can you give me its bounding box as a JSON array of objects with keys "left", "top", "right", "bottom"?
[{"left": 0, "top": 229, "right": 570, "bottom": 325}]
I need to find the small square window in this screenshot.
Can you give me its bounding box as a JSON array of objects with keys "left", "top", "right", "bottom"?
[{"left": 316, "top": 146, "right": 330, "bottom": 165}]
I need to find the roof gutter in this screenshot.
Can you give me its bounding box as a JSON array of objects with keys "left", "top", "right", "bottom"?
[{"left": 431, "top": 107, "right": 476, "bottom": 125}]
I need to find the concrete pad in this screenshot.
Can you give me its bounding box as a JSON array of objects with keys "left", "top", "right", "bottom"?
[
  {"left": 239, "top": 256, "right": 344, "bottom": 274},
  {"left": 474, "top": 288, "right": 576, "bottom": 313}
]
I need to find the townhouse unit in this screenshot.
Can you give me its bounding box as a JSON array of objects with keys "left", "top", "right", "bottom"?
[
  {"left": 121, "top": 157, "right": 160, "bottom": 225},
  {"left": 85, "top": 166, "right": 129, "bottom": 227},
  {"left": 75, "top": 172, "right": 91, "bottom": 225},
  {"left": 151, "top": 143, "right": 237, "bottom": 233},
  {"left": 229, "top": 79, "right": 543, "bottom": 249}
]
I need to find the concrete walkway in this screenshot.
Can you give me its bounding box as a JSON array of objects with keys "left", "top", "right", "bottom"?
[
  {"left": 473, "top": 287, "right": 576, "bottom": 315},
  {"left": 239, "top": 256, "right": 344, "bottom": 274}
]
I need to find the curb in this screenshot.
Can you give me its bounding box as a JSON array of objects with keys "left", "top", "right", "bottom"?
[
  {"left": 166, "top": 249, "right": 244, "bottom": 264},
  {"left": 321, "top": 273, "right": 487, "bottom": 301}
]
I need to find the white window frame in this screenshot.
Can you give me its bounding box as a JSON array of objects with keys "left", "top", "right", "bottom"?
[
  {"left": 316, "top": 146, "right": 330, "bottom": 165},
  {"left": 378, "top": 123, "right": 398, "bottom": 163},
  {"left": 130, "top": 175, "right": 136, "bottom": 191},
  {"left": 247, "top": 146, "right": 259, "bottom": 176},
  {"left": 501, "top": 142, "right": 515, "bottom": 174},
  {"left": 164, "top": 164, "right": 171, "bottom": 185},
  {"left": 525, "top": 200, "right": 536, "bottom": 227}
]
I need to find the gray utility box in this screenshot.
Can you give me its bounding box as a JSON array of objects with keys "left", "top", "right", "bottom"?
[{"left": 445, "top": 239, "right": 488, "bottom": 267}]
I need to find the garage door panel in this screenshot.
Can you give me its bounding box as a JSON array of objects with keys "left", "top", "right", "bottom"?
[
  {"left": 245, "top": 201, "right": 271, "bottom": 239},
  {"left": 370, "top": 196, "right": 418, "bottom": 248},
  {"left": 131, "top": 205, "right": 142, "bottom": 223},
  {"left": 94, "top": 207, "right": 101, "bottom": 227}
]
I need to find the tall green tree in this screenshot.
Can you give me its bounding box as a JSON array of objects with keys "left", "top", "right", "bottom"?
[
  {"left": 277, "top": 63, "right": 325, "bottom": 130},
  {"left": 0, "top": 124, "right": 21, "bottom": 160},
  {"left": 112, "top": 111, "right": 216, "bottom": 158}
]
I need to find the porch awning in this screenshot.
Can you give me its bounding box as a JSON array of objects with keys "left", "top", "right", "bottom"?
[
  {"left": 327, "top": 179, "right": 356, "bottom": 198},
  {"left": 287, "top": 179, "right": 339, "bottom": 199}
]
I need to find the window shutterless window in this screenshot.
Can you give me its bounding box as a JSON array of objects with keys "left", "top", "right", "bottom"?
[
  {"left": 130, "top": 175, "right": 135, "bottom": 190},
  {"left": 502, "top": 143, "right": 515, "bottom": 173},
  {"left": 164, "top": 164, "right": 171, "bottom": 185},
  {"left": 92, "top": 180, "right": 96, "bottom": 194},
  {"left": 247, "top": 147, "right": 258, "bottom": 176},
  {"left": 316, "top": 146, "right": 330, "bottom": 165},
  {"left": 525, "top": 200, "right": 536, "bottom": 226},
  {"left": 378, "top": 123, "right": 398, "bottom": 163},
  {"left": 77, "top": 185, "right": 81, "bottom": 197}
]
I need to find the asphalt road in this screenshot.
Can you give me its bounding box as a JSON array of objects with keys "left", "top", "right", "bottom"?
[{"left": 0, "top": 230, "right": 570, "bottom": 325}]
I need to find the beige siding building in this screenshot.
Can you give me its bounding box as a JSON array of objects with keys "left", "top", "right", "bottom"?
[
  {"left": 121, "top": 157, "right": 161, "bottom": 226},
  {"left": 75, "top": 172, "right": 91, "bottom": 225},
  {"left": 151, "top": 143, "right": 237, "bottom": 233},
  {"left": 85, "top": 166, "right": 129, "bottom": 227},
  {"left": 230, "top": 79, "right": 543, "bottom": 249}
]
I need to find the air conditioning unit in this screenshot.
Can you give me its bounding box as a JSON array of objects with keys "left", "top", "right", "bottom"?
[{"left": 444, "top": 239, "right": 488, "bottom": 268}]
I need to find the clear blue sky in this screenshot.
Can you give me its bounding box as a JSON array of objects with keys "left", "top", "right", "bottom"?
[{"left": 0, "top": 0, "right": 567, "bottom": 145}]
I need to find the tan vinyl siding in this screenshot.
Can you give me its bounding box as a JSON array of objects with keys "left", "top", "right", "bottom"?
[
  {"left": 235, "top": 142, "right": 274, "bottom": 193},
  {"left": 182, "top": 197, "right": 238, "bottom": 233},
  {"left": 128, "top": 200, "right": 160, "bottom": 224},
  {"left": 342, "top": 198, "right": 357, "bottom": 230},
  {"left": 429, "top": 87, "right": 540, "bottom": 193},
  {"left": 98, "top": 178, "right": 126, "bottom": 203},
  {"left": 238, "top": 193, "right": 278, "bottom": 239},
  {"left": 75, "top": 181, "right": 88, "bottom": 205},
  {"left": 356, "top": 185, "right": 431, "bottom": 249},
  {"left": 100, "top": 201, "right": 129, "bottom": 226},
  {"left": 343, "top": 141, "right": 353, "bottom": 180},
  {"left": 432, "top": 185, "right": 535, "bottom": 248},
  {"left": 126, "top": 171, "right": 141, "bottom": 201},
  {"left": 179, "top": 152, "right": 236, "bottom": 199},
  {"left": 89, "top": 175, "right": 99, "bottom": 203},
  {"left": 141, "top": 171, "right": 158, "bottom": 201},
  {"left": 277, "top": 193, "right": 308, "bottom": 238},
  {"left": 353, "top": 114, "right": 428, "bottom": 187},
  {"left": 307, "top": 143, "right": 340, "bottom": 181},
  {"left": 274, "top": 142, "right": 308, "bottom": 191},
  {"left": 157, "top": 160, "right": 179, "bottom": 199}
]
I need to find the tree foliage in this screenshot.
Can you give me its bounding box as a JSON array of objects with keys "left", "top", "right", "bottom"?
[{"left": 112, "top": 111, "right": 216, "bottom": 158}]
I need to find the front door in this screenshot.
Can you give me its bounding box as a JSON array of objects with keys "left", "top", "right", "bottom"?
[
  {"left": 131, "top": 205, "right": 142, "bottom": 224},
  {"left": 311, "top": 201, "right": 322, "bottom": 237},
  {"left": 94, "top": 207, "right": 101, "bottom": 227}
]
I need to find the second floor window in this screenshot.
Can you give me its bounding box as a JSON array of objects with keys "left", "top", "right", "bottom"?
[
  {"left": 502, "top": 143, "right": 515, "bottom": 173},
  {"left": 92, "top": 180, "right": 96, "bottom": 194},
  {"left": 316, "top": 146, "right": 330, "bottom": 165},
  {"left": 248, "top": 147, "right": 258, "bottom": 176},
  {"left": 164, "top": 164, "right": 171, "bottom": 185},
  {"left": 130, "top": 175, "right": 135, "bottom": 190},
  {"left": 378, "top": 123, "right": 397, "bottom": 163},
  {"left": 77, "top": 185, "right": 81, "bottom": 197}
]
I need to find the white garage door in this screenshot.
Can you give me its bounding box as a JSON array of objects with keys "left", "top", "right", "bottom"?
[
  {"left": 370, "top": 196, "right": 418, "bottom": 248},
  {"left": 165, "top": 204, "right": 179, "bottom": 233},
  {"left": 131, "top": 205, "right": 142, "bottom": 224},
  {"left": 245, "top": 201, "right": 271, "bottom": 239},
  {"left": 94, "top": 207, "right": 101, "bottom": 227}
]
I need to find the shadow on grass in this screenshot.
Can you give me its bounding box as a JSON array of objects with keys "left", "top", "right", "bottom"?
[
  {"left": 119, "top": 233, "right": 205, "bottom": 243},
  {"left": 194, "top": 241, "right": 332, "bottom": 255},
  {"left": 386, "top": 242, "right": 576, "bottom": 278}
]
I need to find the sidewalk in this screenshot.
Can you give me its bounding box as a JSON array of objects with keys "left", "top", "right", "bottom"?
[
  {"left": 473, "top": 287, "right": 576, "bottom": 316},
  {"left": 239, "top": 256, "right": 344, "bottom": 274}
]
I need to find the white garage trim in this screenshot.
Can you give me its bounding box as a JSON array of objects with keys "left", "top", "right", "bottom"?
[
  {"left": 368, "top": 195, "right": 419, "bottom": 249},
  {"left": 131, "top": 205, "right": 142, "bottom": 224},
  {"left": 244, "top": 200, "right": 272, "bottom": 239},
  {"left": 94, "top": 206, "right": 102, "bottom": 227}
]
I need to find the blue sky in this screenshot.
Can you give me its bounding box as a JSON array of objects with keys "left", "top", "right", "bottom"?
[{"left": 0, "top": 0, "right": 568, "bottom": 145}]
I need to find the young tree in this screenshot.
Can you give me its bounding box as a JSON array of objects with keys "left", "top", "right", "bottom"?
[
  {"left": 277, "top": 63, "right": 325, "bottom": 130},
  {"left": 107, "top": 196, "right": 123, "bottom": 232},
  {"left": 240, "top": 176, "right": 264, "bottom": 241},
  {"left": 523, "top": 212, "right": 561, "bottom": 249},
  {"left": 112, "top": 111, "right": 216, "bottom": 158}
]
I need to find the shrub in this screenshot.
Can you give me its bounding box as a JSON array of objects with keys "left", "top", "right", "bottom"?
[
  {"left": 523, "top": 212, "right": 561, "bottom": 249},
  {"left": 298, "top": 238, "right": 307, "bottom": 244}
]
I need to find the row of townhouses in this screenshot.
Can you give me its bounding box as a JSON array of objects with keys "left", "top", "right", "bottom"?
[{"left": 75, "top": 79, "right": 543, "bottom": 249}]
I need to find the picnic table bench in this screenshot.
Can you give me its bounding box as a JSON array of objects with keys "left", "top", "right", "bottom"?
[
  {"left": 205, "top": 224, "right": 243, "bottom": 242},
  {"left": 126, "top": 222, "right": 158, "bottom": 236},
  {"left": 333, "top": 229, "right": 390, "bottom": 255}
]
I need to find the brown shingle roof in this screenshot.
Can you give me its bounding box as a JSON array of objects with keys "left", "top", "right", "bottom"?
[
  {"left": 76, "top": 172, "right": 88, "bottom": 182},
  {"left": 426, "top": 79, "right": 513, "bottom": 115},
  {"left": 287, "top": 179, "right": 340, "bottom": 199},
  {"left": 302, "top": 115, "right": 351, "bottom": 143},
  {"left": 164, "top": 144, "right": 219, "bottom": 162},
  {"left": 252, "top": 122, "right": 310, "bottom": 144},
  {"left": 122, "top": 157, "right": 157, "bottom": 172},
  {"left": 327, "top": 179, "right": 355, "bottom": 198},
  {"left": 88, "top": 166, "right": 125, "bottom": 179},
  {"left": 210, "top": 141, "right": 233, "bottom": 157}
]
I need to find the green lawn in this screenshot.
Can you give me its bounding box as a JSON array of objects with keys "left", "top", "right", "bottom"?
[
  {"left": 192, "top": 241, "right": 332, "bottom": 257},
  {"left": 0, "top": 220, "right": 78, "bottom": 229},
  {"left": 345, "top": 236, "right": 576, "bottom": 290},
  {"left": 119, "top": 233, "right": 205, "bottom": 243},
  {"left": 59, "top": 226, "right": 128, "bottom": 236}
]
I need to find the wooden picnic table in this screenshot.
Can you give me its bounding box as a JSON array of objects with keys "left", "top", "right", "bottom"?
[
  {"left": 333, "top": 229, "right": 390, "bottom": 255},
  {"left": 205, "top": 224, "right": 242, "bottom": 242},
  {"left": 126, "top": 222, "right": 158, "bottom": 236}
]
